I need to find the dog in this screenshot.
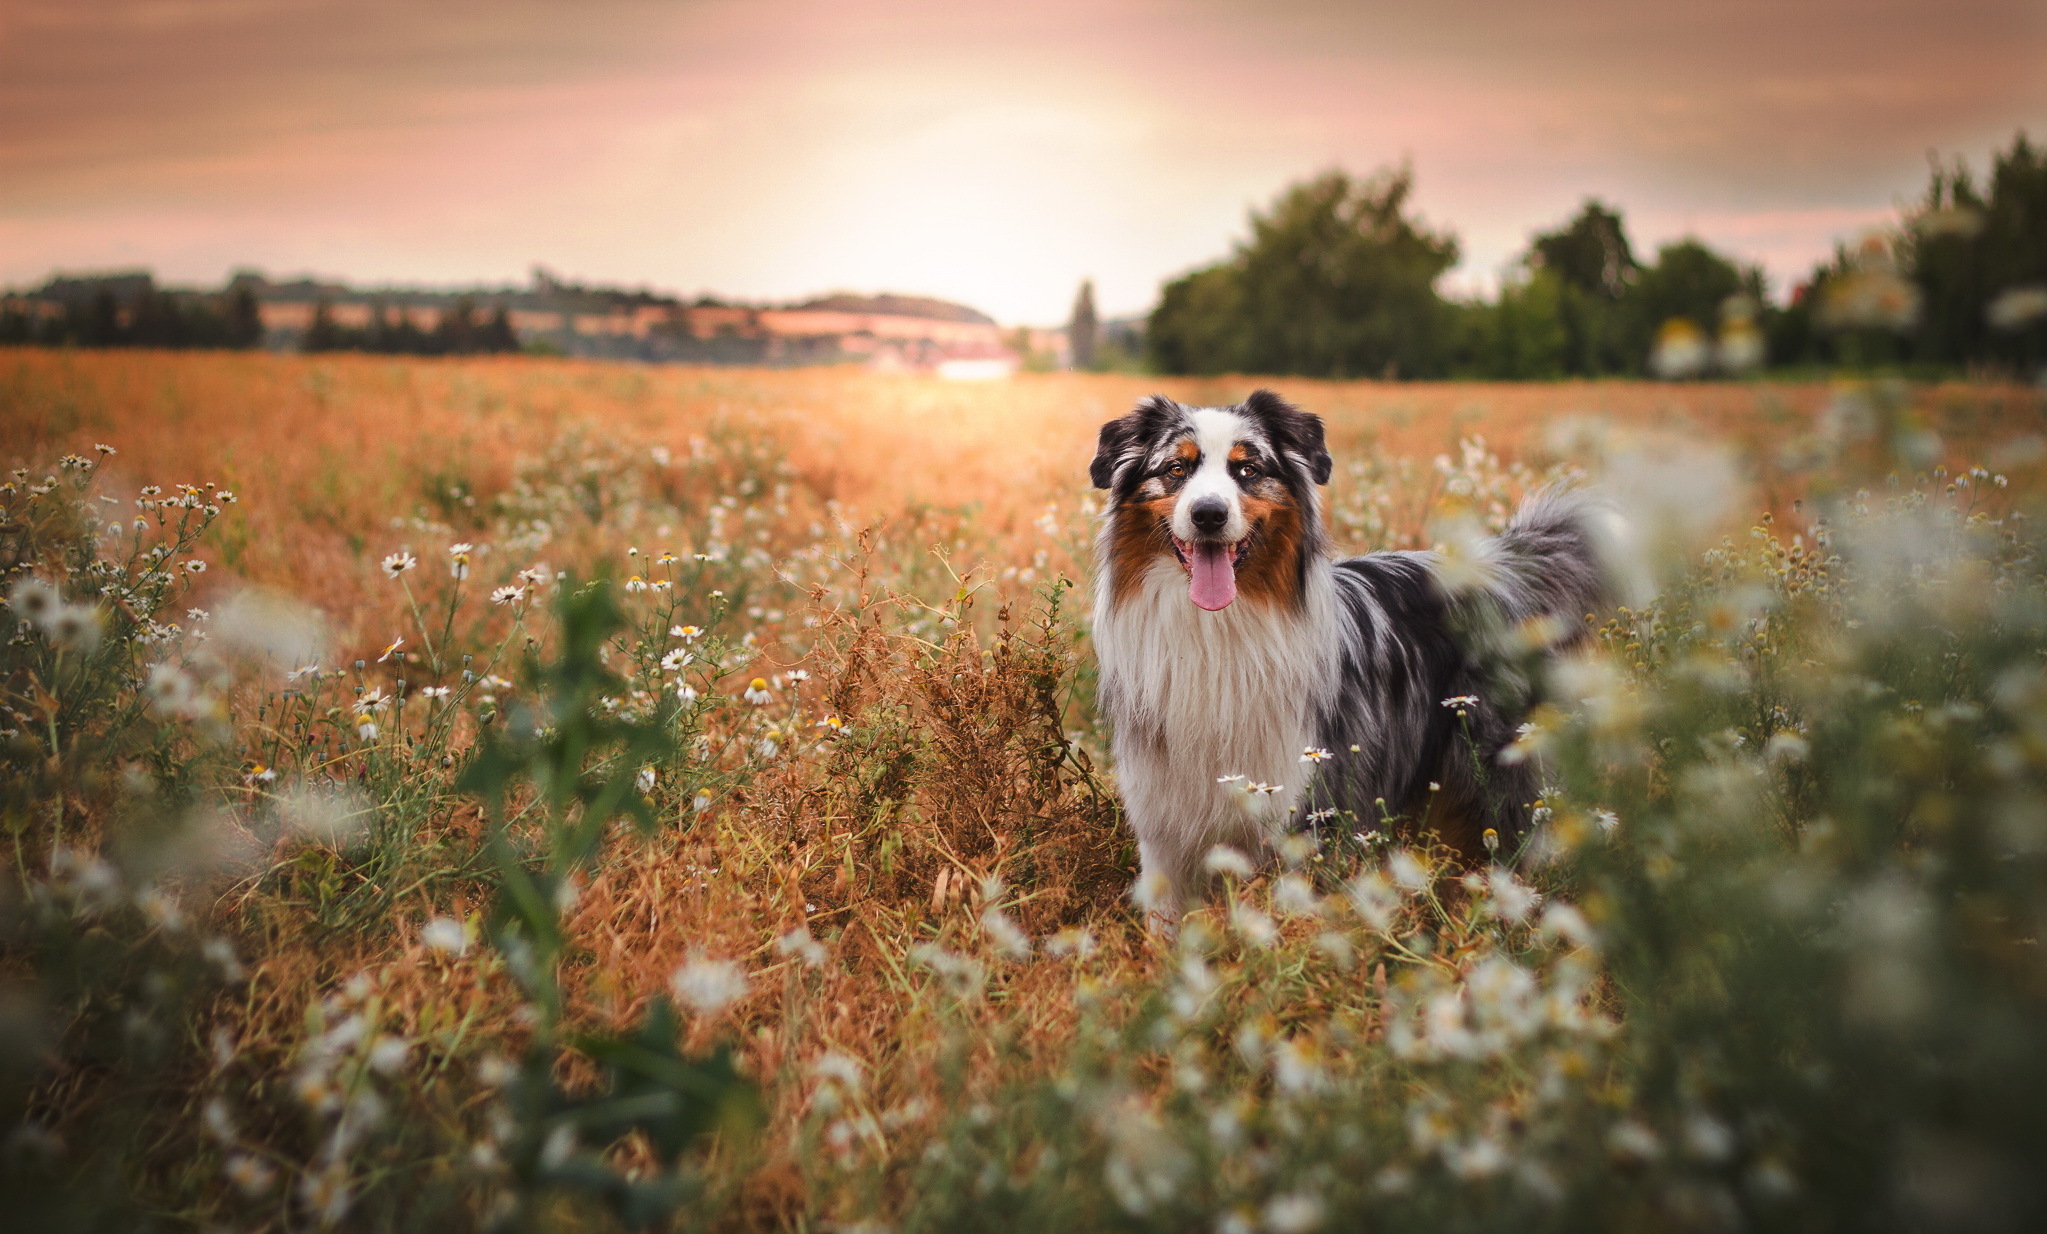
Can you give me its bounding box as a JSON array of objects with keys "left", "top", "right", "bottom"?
[{"left": 1089, "top": 389, "right": 1607, "bottom": 917}]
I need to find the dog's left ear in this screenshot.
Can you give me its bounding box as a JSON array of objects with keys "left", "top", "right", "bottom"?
[{"left": 1243, "top": 389, "right": 1332, "bottom": 485}]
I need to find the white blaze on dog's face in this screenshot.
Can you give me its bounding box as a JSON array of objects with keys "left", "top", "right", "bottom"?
[
  {"left": 1169, "top": 408, "right": 1255, "bottom": 610},
  {"left": 1092, "top": 391, "right": 1334, "bottom": 615}
]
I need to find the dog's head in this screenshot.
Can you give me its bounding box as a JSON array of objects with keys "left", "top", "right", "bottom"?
[{"left": 1091, "top": 389, "right": 1332, "bottom": 612}]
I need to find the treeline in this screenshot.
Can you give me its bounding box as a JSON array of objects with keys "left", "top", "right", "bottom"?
[
  {"left": 1150, "top": 133, "right": 2047, "bottom": 380},
  {"left": 302, "top": 297, "right": 521, "bottom": 356},
  {"left": 0, "top": 275, "right": 263, "bottom": 349}
]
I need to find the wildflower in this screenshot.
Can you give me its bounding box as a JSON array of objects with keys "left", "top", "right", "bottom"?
[
  {"left": 677, "top": 683, "right": 700, "bottom": 704},
  {"left": 660, "top": 648, "right": 689, "bottom": 672},
  {"left": 776, "top": 924, "right": 827, "bottom": 966},
  {"left": 421, "top": 917, "right": 468, "bottom": 956},
  {"left": 356, "top": 718, "right": 379, "bottom": 742},
  {"left": 1269, "top": 1038, "right": 1329, "bottom": 1100},
  {"left": 816, "top": 713, "right": 843, "bottom": 734},
  {"left": 1486, "top": 869, "right": 1542, "bottom": 923},
  {"left": 636, "top": 766, "right": 657, "bottom": 795},
  {"left": 447, "top": 542, "right": 474, "bottom": 579},
  {"left": 810, "top": 1052, "right": 864, "bottom": 1112},
  {"left": 1483, "top": 827, "right": 1500, "bottom": 855},
  {"left": 692, "top": 791, "right": 713, "bottom": 812},
  {"left": 381, "top": 551, "right": 417, "bottom": 578},
  {"left": 670, "top": 952, "right": 750, "bottom": 1015},
  {"left": 672, "top": 624, "right": 703, "bottom": 641},
  {"left": 1607, "top": 1121, "right": 1663, "bottom": 1164},
  {"left": 137, "top": 886, "right": 186, "bottom": 931},
  {"left": 94, "top": 442, "right": 116, "bottom": 455},
  {"left": 1216, "top": 773, "right": 1246, "bottom": 785},
  {"left": 743, "top": 677, "right": 772, "bottom": 705},
  {"left": 244, "top": 763, "right": 278, "bottom": 785},
  {"left": 1273, "top": 873, "right": 1320, "bottom": 915},
  {"left": 1299, "top": 746, "right": 1333, "bottom": 763},
  {"left": 369, "top": 1036, "right": 411, "bottom": 1075},
  {"left": 1540, "top": 902, "right": 1599, "bottom": 948},
  {"left": 981, "top": 904, "right": 1034, "bottom": 958},
  {"left": 624, "top": 575, "right": 648, "bottom": 593},
  {"left": 418, "top": 685, "right": 450, "bottom": 700},
  {"left": 1442, "top": 694, "right": 1480, "bottom": 716},
  {"left": 1246, "top": 781, "right": 1282, "bottom": 796},
  {"left": 376, "top": 636, "right": 404, "bottom": 663},
  {"left": 47, "top": 605, "right": 101, "bottom": 652},
  {"left": 215, "top": 490, "right": 234, "bottom": 503},
  {"left": 204, "top": 938, "right": 245, "bottom": 983},
  {"left": 490, "top": 585, "right": 524, "bottom": 605},
  {"left": 225, "top": 1154, "right": 275, "bottom": 1198},
  {"left": 786, "top": 668, "right": 810, "bottom": 683},
  {"left": 8, "top": 578, "right": 60, "bottom": 626},
  {"left": 1046, "top": 926, "right": 1098, "bottom": 959},
  {"left": 910, "top": 942, "right": 986, "bottom": 991},
  {"left": 1231, "top": 904, "right": 1277, "bottom": 947},
  {"left": 1389, "top": 849, "right": 1431, "bottom": 891},
  {"left": 1204, "top": 845, "right": 1256, "bottom": 878},
  {"left": 298, "top": 1165, "right": 352, "bottom": 1226}
]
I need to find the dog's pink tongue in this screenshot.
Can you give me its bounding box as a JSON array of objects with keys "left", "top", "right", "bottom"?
[{"left": 1189, "top": 542, "right": 1237, "bottom": 610}]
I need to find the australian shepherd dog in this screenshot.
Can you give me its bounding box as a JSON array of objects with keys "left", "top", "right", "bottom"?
[{"left": 1090, "top": 390, "right": 1608, "bottom": 917}]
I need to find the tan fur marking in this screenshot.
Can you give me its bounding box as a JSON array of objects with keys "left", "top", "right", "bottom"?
[
  {"left": 1110, "top": 497, "right": 1177, "bottom": 606},
  {"left": 1234, "top": 489, "right": 1306, "bottom": 611}
]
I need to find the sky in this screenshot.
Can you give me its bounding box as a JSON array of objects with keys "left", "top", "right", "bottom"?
[{"left": 2, "top": 0, "right": 2044, "bottom": 323}]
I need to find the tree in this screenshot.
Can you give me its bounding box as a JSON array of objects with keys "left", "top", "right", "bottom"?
[
  {"left": 1622, "top": 239, "right": 1763, "bottom": 374},
  {"left": 302, "top": 299, "right": 343, "bottom": 353},
  {"left": 434, "top": 297, "right": 480, "bottom": 354},
  {"left": 225, "top": 286, "right": 263, "bottom": 349},
  {"left": 1908, "top": 133, "right": 2047, "bottom": 374},
  {"left": 1149, "top": 167, "right": 1460, "bottom": 378},
  {"left": 1533, "top": 200, "right": 1637, "bottom": 299},
  {"left": 1529, "top": 200, "right": 1640, "bottom": 375},
  {"left": 1068, "top": 280, "right": 1098, "bottom": 371},
  {"left": 480, "top": 305, "right": 520, "bottom": 354}
]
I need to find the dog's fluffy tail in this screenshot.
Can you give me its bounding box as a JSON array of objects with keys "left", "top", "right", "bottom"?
[{"left": 1481, "top": 486, "right": 1613, "bottom": 642}]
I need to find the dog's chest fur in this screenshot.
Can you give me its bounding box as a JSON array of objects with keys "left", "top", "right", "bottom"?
[{"left": 1093, "top": 553, "right": 1338, "bottom": 885}]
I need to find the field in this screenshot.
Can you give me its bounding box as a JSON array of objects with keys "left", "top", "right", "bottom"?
[{"left": 5, "top": 348, "right": 2047, "bottom": 1233}]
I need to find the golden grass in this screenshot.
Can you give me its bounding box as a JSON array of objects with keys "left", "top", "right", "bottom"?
[{"left": 7, "top": 347, "right": 2042, "bottom": 1227}]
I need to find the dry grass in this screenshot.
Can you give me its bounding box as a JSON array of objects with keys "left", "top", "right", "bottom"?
[{"left": 7, "top": 347, "right": 2044, "bottom": 1229}]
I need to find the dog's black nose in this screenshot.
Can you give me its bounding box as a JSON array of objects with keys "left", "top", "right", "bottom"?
[{"left": 1189, "top": 498, "right": 1229, "bottom": 534}]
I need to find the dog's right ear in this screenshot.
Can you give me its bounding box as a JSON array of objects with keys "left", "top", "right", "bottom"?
[{"left": 1090, "top": 396, "right": 1178, "bottom": 490}]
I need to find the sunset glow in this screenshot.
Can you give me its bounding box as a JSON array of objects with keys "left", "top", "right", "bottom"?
[{"left": 3, "top": 0, "right": 2043, "bottom": 320}]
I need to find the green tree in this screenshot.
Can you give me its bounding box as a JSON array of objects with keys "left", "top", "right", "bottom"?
[
  {"left": 1530, "top": 200, "right": 1639, "bottom": 375},
  {"left": 1149, "top": 167, "right": 1460, "bottom": 378},
  {"left": 1622, "top": 239, "right": 1763, "bottom": 373},
  {"left": 1908, "top": 133, "right": 2047, "bottom": 373},
  {"left": 1483, "top": 267, "right": 1569, "bottom": 379}
]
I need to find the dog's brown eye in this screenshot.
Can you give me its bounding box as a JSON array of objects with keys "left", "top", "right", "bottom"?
[
  {"left": 1235, "top": 462, "right": 1261, "bottom": 480},
  {"left": 1166, "top": 462, "right": 1188, "bottom": 478}
]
